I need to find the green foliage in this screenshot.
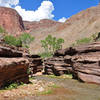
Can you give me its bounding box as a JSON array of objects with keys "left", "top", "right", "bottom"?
[
  {"left": 19, "top": 33, "right": 34, "bottom": 48},
  {"left": 3, "top": 33, "right": 34, "bottom": 48},
  {"left": 40, "top": 35, "right": 64, "bottom": 58},
  {"left": 4, "top": 35, "right": 21, "bottom": 46},
  {"left": 76, "top": 37, "right": 91, "bottom": 45},
  {"left": 4, "top": 82, "right": 24, "bottom": 90},
  {"left": 40, "top": 89, "right": 52, "bottom": 95},
  {"left": 0, "top": 26, "right": 5, "bottom": 33},
  {"left": 39, "top": 52, "right": 53, "bottom": 59}
]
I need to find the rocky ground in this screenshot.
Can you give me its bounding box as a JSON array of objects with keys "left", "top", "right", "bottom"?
[
  {"left": 0, "top": 75, "right": 100, "bottom": 100},
  {"left": 0, "top": 77, "right": 54, "bottom": 100}
]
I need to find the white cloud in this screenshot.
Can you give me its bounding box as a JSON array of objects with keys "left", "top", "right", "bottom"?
[
  {"left": 0, "top": 0, "right": 19, "bottom": 7},
  {"left": 58, "top": 17, "right": 67, "bottom": 23},
  {"left": 15, "top": 1, "right": 54, "bottom": 21}
]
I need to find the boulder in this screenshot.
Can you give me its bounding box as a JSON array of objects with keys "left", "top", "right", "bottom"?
[{"left": 0, "top": 58, "right": 29, "bottom": 88}]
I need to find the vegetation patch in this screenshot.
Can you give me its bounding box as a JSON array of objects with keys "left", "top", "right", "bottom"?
[
  {"left": 45, "top": 74, "right": 72, "bottom": 79},
  {"left": 40, "top": 35, "right": 64, "bottom": 58},
  {"left": 3, "top": 32, "right": 34, "bottom": 48},
  {"left": 0, "top": 82, "right": 25, "bottom": 90}
]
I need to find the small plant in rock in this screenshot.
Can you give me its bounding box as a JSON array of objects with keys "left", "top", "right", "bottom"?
[{"left": 4, "top": 82, "right": 24, "bottom": 90}]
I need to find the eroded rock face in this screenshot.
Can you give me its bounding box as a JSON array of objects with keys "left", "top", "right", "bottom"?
[
  {"left": 0, "top": 43, "right": 28, "bottom": 57},
  {"left": 44, "top": 56, "right": 73, "bottom": 76},
  {"left": 27, "top": 55, "right": 43, "bottom": 76},
  {"left": 0, "top": 58, "right": 29, "bottom": 88},
  {"left": 72, "top": 42, "right": 100, "bottom": 84},
  {"left": 0, "top": 7, "right": 24, "bottom": 35},
  {"left": 44, "top": 42, "right": 100, "bottom": 84}
]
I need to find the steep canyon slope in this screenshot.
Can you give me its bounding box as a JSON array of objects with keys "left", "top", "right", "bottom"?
[
  {"left": 24, "top": 4, "right": 100, "bottom": 54},
  {"left": 0, "top": 5, "right": 100, "bottom": 54}
]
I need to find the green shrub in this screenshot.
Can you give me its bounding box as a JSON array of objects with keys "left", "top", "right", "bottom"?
[
  {"left": 4, "top": 82, "right": 24, "bottom": 90},
  {"left": 4, "top": 35, "right": 22, "bottom": 46},
  {"left": 76, "top": 37, "right": 92, "bottom": 45},
  {"left": 3, "top": 33, "right": 34, "bottom": 48},
  {"left": 39, "top": 52, "right": 53, "bottom": 59}
]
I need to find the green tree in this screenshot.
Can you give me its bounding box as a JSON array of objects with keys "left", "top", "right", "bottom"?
[
  {"left": 41, "top": 35, "right": 64, "bottom": 57},
  {"left": 19, "top": 33, "right": 34, "bottom": 48}
]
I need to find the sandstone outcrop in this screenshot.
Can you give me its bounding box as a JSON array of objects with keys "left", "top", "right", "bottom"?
[
  {"left": 71, "top": 42, "right": 100, "bottom": 84},
  {"left": 0, "top": 58, "right": 29, "bottom": 88},
  {"left": 27, "top": 55, "right": 43, "bottom": 76},
  {"left": 0, "top": 43, "right": 29, "bottom": 88},
  {"left": 44, "top": 42, "right": 100, "bottom": 84},
  {"left": 0, "top": 7, "right": 24, "bottom": 35},
  {"left": 44, "top": 55, "right": 73, "bottom": 76}
]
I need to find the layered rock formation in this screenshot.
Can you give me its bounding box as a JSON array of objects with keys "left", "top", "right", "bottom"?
[
  {"left": 71, "top": 42, "right": 100, "bottom": 84},
  {"left": 0, "top": 58, "right": 29, "bottom": 87},
  {"left": 27, "top": 55, "right": 43, "bottom": 76},
  {"left": 44, "top": 56, "right": 73, "bottom": 76},
  {"left": 0, "top": 7, "right": 24, "bottom": 35},
  {"left": 44, "top": 42, "right": 100, "bottom": 84},
  {"left": 0, "top": 44, "right": 29, "bottom": 88}
]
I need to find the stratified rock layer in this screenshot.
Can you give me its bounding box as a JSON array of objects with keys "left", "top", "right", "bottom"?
[
  {"left": 0, "top": 43, "right": 29, "bottom": 88},
  {"left": 0, "top": 58, "right": 29, "bottom": 87},
  {"left": 44, "top": 42, "right": 100, "bottom": 84},
  {"left": 27, "top": 55, "right": 43, "bottom": 76},
  {"left": 44, "top": 55, "right": 73, "bottom": 76},
  {"left": 71, "top": 42, "right": 100, "bottom": 84}
]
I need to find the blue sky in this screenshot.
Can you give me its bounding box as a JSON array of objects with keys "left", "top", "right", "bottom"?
[
  {"left": 19, "top": 0, "right": 98, "bottom": 20},
  {"left": 0, "top": 0, "right": 99, "bottom": 22}
]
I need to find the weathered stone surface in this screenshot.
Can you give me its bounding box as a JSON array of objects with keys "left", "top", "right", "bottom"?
[
  {"left": 0, "top": 7, "right": 24, "bottom": 35},
  {"left": 0, "top": 58, "right": 29, "bottom": 88},
  {"left": 0, "top": 43, "right": 28, "bottom": 57},
  {"left": 27, "top": 55, "right": 43, "bottom": 76},
  {"left": 44, "top": 42, "right": 100, "bottom": 84},
  {"left": 44, "top": 56, "right": 73, "bottom": 76}
]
